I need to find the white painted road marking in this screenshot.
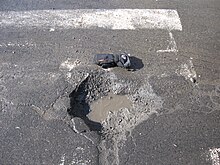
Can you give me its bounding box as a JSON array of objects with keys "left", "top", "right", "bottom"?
[
  {"left": 157, "top": 31, "right": 178, "bottom": 53},
  {"left": 0, "top": 9, "right": 182, "bottom": 30},
  {"left": 210, "top": 148, "right": 220, "bottom": 165}
]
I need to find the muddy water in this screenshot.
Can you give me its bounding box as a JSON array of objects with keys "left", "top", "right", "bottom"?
[{"left": 87, "top": 93, "right": 132, "bottom": 123}]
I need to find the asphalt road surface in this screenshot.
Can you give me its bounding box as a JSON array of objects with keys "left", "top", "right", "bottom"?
[{"left": 0, "top": 0, "right": 220, "bottom": 165}]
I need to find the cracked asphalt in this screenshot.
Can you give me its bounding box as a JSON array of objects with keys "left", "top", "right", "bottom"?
[{"left": 0, "top": 0, "right": 220, "bottom": 165}]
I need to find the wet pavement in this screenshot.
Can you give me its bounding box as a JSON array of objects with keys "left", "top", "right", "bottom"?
[{"left": 0, "top": 0, "right": 220, "bottom": 165}]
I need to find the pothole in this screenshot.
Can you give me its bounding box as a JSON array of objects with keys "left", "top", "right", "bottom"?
[
  {"left": 87, "top": 93, "right": 132, "bottom": 123},
  {"left": 64, "top": 66, "right": 163, "bottom": 165},
  {"left": 67, "top": 69, "right": 134, "bottom": 132},
  {"left": 67, "top": 69, "right": 113, "bottom": 132}
]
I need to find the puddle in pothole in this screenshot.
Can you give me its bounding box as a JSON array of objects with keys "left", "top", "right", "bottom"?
[{"left": 87, "top": 93, "right": 132, "bottom": 123}]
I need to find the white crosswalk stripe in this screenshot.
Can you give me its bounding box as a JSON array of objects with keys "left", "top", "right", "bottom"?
[{"left": 0, "top": 9, "right": 182, "bottom": 31}]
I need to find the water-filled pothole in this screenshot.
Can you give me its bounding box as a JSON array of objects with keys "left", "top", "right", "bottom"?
[
  {"left": 65, "top": 67, "right": 164, "bottom": 165},
  {"left": 87, "top": 93, "right": 132, "bottom": 123},
  {"left": 67, "top": 70, "right": 133, "bottom": 132}
]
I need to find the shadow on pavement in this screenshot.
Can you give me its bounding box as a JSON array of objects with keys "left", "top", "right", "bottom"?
[
  {"left": 129, "top": 56, "right": 144, "bottom": 71},
  {"left": 67, "top": 79, "right": 102, "bottom": 132}
]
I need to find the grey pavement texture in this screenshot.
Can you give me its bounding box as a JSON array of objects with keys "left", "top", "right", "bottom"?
[{"left": 0, "top": 0, "right": 220, "bottom": 165}]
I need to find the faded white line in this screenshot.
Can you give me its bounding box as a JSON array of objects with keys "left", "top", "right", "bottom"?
[
  {"left": 0, "top": 9, "right": 182, "bottom": 30},
  {"left": 210, "top": 148, "right": 220, "bottom": 165},
  {"left": 157, "top": 31, "right": 178, "bottom": 53},
  {"left": 0, "top": 41, "right": 36, "bottom": 48}
]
